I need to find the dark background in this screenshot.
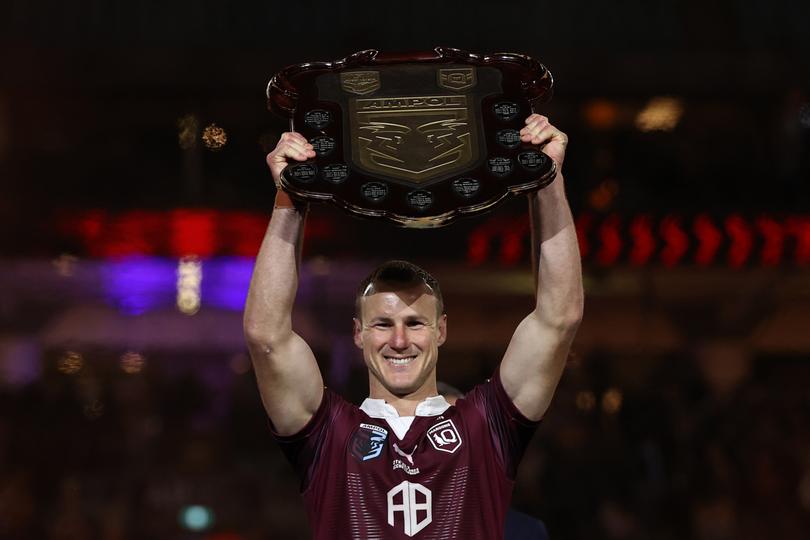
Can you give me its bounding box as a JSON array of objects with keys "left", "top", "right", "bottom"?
[
  {"left": 1, "top": 1, "right": 810, "bottom": 539},
  {"left": 2, "top": 0, "right": 809, "bottom": 226}
]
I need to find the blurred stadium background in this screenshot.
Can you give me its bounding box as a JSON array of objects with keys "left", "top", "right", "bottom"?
[{"left": 1, "top": 1, "right": 809, "bottom": 538}]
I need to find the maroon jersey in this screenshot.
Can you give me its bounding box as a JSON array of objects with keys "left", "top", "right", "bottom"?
[{"left": 272, "top": 368, "right": 539, "bottom": 539}]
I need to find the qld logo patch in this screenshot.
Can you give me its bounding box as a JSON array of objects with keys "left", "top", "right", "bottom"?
[
  {"left": 427, "top": 419, "right": 462, "bottom": 454},
  {"left": 351, "top": 423, "right": 389, "bottom": 462}
]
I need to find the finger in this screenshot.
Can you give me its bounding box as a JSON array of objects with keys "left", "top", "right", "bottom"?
[
  {"left": 531, "top": 126, "right": 555, "bottom": 146},
  {"left": 531, "top": 126, "right": 567, "bottom": 147},
  {"left": 280, "top": 133, "right": 316, "bottom": 156},
  {"left": 285, "top": 138, "right": 316, "bottom": 156},
  {"left": 279, "top": 147, "right": 314, "bottom": 163},
  {"left": 280, "top": 131, "right": 309, "bottom": 146},
  {"left": 525, "top": 116, "right": 549, "bottom": 132},
  {"left": 524, "top": 115, "right": 548, "bottom": 129},
  {"left": 519, "top": 130, "right": 533, "bottom": 142},
  {"left": 527, "top": 116, "right": 549, "bottom": 130},
  {"left": 284, "top": 139, "right": 315, "bottom": 157},
  {"left": 522, "top": 118, "right": 555, "bottom": 137},
  {"left": 278, "top": 135, "right": 311, "bottom": 154},
  {"left": 520, "top": 124, "right": 548, "bottom": 141},
  {"left": 268, "top": 143, "right": 312, "bottom": 165},
  {"left": 520, "top": 119, "right": 550, "bottom": 140}
]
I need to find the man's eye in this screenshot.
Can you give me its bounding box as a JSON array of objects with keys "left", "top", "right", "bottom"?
[{"left": 407, "top": 321, "right": 425, "bottom": 328}]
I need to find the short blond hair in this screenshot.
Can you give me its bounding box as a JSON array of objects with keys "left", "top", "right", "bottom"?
[{"left": 355, "top": 260, "right": 443, "bottom": 318}]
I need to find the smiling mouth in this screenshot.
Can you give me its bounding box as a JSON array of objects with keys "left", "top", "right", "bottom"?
[{"left": 384, "top": 355, "right": 416, "bottom": 366}]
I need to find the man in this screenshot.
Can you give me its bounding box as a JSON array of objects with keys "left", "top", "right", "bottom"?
[{"left": 244, "top": 114, "right": 583, "bottom": 539}]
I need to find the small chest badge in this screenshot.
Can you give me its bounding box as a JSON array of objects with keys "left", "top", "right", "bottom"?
[
  {"left": 427, "top": 419, "right": 462, "bottom": 454},
  {"left": 351, "top": 423, "right": 389, "bottom": 462}
]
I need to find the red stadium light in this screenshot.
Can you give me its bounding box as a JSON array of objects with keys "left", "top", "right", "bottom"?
[
  {"left": 467, "top": 215, "right": 517, "bottom": 266},
  {"left": 499, "top": 217, "right": 529, "bottom": 266},
  {"left": 659, "top": 216, "right": 688, "bottom": 267},
  {"left": 53, "top": 210, "right": 810, "bottom": 268},
  {"left": 76, "top": 211, "right": 104, "bottom": 245},
  {"left": 170, "top": 210, "right": 217, "bottom": 258},
  {"left": 756, "top": 216, "right": 784, "bottom": 266},
  {"left": 724, "top": 215, "right": 753, "bottom": 268},
  {"left": 629, "top": 215, "right": 655, "bottom": 266},
  {"left": 467, "top": 229, "right": 490, "bottom": 266},
  {"left": 596, "top": 214, "right": 622, "bottom": 266},
  {"left": 787, "top": 217, "right": 810, "bottom": 266},
  {"left": 104, "top": 211, "right": 158, "bottom": 257},
  {"left": 693, "top": 214, "right": 722, "bottom": 266},
  {"left": 221, "top": 211, "right": 268, "bottom": 258},
  {"left": 575, "top": 213, "right": 594, "bottom": 259}
]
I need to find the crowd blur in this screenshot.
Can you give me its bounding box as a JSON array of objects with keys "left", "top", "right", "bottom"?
[{"left": 2, "top": 346, "right": 809, "bottom": 539}]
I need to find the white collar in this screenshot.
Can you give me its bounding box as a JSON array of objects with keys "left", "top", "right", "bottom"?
[
  {"left": 360, "top": 395, "right": 451, "bottom": 440},
  {"left": 360, "top": 394, "right": 451, "bottom": 420}
]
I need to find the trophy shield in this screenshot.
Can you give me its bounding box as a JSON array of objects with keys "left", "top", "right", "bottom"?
[{"left": 267, "top": 47, "right": 556, "bottom": 228}]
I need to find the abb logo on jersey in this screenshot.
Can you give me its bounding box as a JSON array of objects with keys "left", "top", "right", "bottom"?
[
  {"left": 387, "top": 481, "right": 432, "bottom": 536},
  {"left": 427, "top": 419, "right": 462, "bottom": 453}
]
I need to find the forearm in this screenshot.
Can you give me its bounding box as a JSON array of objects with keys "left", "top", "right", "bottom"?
[
  {"left": 500, "top": 116, "right": 581, "bottom": 419},
  {"left": 529, "top": 174, "right": 584, "bottom": 331},
  {"left": 243, "top": 205, "right": 307, "bottom": 343}
]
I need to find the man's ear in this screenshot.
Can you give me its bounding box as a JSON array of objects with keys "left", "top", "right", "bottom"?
[
  {"left": 437, "top": 313, "right": 448, "bottom": 347},
  {"left": 353, "top": 318, "right": 363, "bottom": 350}
]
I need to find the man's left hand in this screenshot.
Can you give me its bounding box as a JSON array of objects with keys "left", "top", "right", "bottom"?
[{"left": 520, "top": 114, "right": 568, "bottom": 170}]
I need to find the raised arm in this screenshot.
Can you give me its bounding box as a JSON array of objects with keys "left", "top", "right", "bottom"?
[
  {"left": 499, "top": 114, "right": 584, "bottom": 421},
  {"left": 243, "top": 132, "right": 324, "bottom": 436}
]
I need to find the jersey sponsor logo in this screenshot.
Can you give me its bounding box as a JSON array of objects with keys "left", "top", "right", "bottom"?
[
  {"left": 427, "top": 419, "right": 462, "bottom": 454},
  {"left": 393, "top": 442, "right": 417, "bottom": 465},
  {"left": 392, "top": 459, "right": 421, "bottom": 476},
  {"left": 351, "top": 423, "right": 388, "bottom": 462},
  {"left": 387, "top": 481, "right": 432, "bottom": 536}
]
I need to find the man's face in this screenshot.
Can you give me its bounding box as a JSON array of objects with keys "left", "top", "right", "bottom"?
[{"left": 353, "top": 284, "right": 447, "bottom": 399}]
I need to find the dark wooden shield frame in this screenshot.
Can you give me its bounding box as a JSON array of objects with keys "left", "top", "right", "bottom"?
[{"left": 267, "top": 47, "right": 556, "bottom": 228}]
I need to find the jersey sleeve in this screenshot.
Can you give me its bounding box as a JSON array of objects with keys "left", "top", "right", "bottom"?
[
  {"left": 465, "top": 366, "right": 541, "bottom": 480},
  {"left": 269, "top": 387, "right": 343, "bottom": 492}
]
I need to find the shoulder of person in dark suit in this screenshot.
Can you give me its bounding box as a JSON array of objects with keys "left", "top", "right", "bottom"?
[{"left": 504, "top": 508, "right": 549, "bottom": 540}]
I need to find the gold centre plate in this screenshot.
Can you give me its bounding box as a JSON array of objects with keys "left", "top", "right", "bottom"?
[{"left": 350, "top": 94, "right": 479, "bottom": 184}]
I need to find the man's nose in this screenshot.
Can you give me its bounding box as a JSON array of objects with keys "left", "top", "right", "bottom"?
[{"left": 390, "top": 324, "right": 409, "bottom": 349}]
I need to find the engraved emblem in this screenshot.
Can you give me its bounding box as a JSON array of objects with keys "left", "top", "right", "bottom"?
[
  {"left": 361, "top": 182, "right": 388, "bottom": 202},
  {"left": 496, "top": 129, "right": 521, "bottom": 149},
  {"left": 438, "top": 67, "right": 476, "bottom": 91},
  {"left": 493, "top": 101, "right": 520, "bottom": 121},
  {"left": 310, "top": 135, "right": 336, "bottom": 156},
  {"left": 286, "top": 163, "right": 318, "bottom": 183},
  {"left": 427, "top": 419, "right": 462, "bottom": 454},
  {"left": 452, "top": 178, "right": 480, "bottom": 198},
  {"left": 322, "top": 163, "right": 349, "bottom": 184},
  {"left": 488, "top": 157, "right": 513, "bottom": 177},
  {"left": 518, "top": 150, "right": 548, "bottom": 170},
  {"left": 341, "top": 71, "right": 381, "bottom": 95},
  {"left": 350, "top": 95, "right": 479, "bottom": 185},
  {"left": 407, "top": 190, "right": 433, "bottom": 211},
  {"left": 304, "top": 109, "right": 331, "bottom": 129}
]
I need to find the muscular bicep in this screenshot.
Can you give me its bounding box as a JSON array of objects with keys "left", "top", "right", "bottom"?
[
  {"left": 246, "top": 331, "right": 324, "bottom": 436},
  {"left": 499, "top": 312, "right": 575, "bottom": 421}
]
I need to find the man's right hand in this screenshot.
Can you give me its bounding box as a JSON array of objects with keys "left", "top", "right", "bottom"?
[{"left": 266, "top": 132, "right": 316, "bottom": 185}]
